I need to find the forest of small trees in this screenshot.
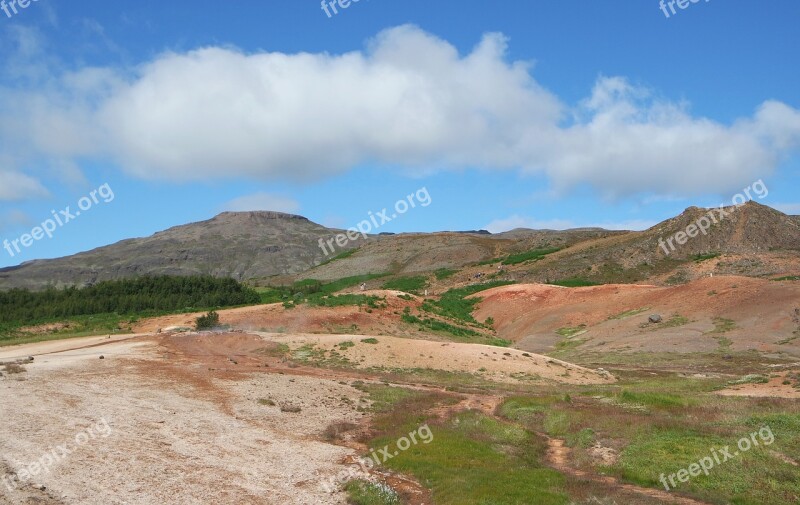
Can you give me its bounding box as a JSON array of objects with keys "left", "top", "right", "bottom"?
[{"left": 0, "top": 276, "right": 260, "bottom": 325}]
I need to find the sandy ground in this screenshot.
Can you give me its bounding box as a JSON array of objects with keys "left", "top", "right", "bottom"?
[
  {"left": 264, "top": 332, "right": 614, "bottom": 385},
  {"left": 715, "top": 371, "right": 800, "bottom": 399},
  {"left": 0, "top": 334, "right": 366, "bottom": 505}
]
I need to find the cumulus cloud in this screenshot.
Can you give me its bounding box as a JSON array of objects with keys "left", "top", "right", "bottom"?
[
  {"left": 2, "top": 25, "right": 800, "bottom": 198},
  {"left": 222, "top": 192, "right": 300, "bottom": 213},
  {"left": 0, "top": 171, "right": 49, "bottom": 201}
]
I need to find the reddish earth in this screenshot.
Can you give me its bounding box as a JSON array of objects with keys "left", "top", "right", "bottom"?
[
  {"left": 474, "top": 276, "right": 800, "bottom": 355},
  {"left": 132, "top": 290, "right": 423, "bottom": 338}
]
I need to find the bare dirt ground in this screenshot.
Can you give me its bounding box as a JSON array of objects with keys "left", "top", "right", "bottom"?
[
  {"left": 715, "top": 371, "right": 800, "bottom": 399},
  {"left": 0, "top": 333, "right": 365, "bottom": 505},
  {"left": 262, "top": 332, "right": 614, "bottom": 385},
  {"left": 474, "top": 276, "right": 800, "bottom": 356},
  {"left": 0, "top": 329, "right": 610, "bottom": 505}
]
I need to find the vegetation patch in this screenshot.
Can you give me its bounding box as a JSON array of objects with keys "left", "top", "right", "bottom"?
[
  {"left": 344, "top": 480, "right": 400, "bottom": 505},
  {"left": 307, "top": 294, "right": 386, "bottom": 309},
  {"left": 195, "top": 310, "right": 220, "bottom": 330},
  {"left": 708, "top": 317, "right": 736, "bottom": 334},
  {"left": 502, "top": 247, "right": 562, "bottom": 266},
  {"left": 317, "top": 248, "right": 358, "bottom": 267},
  {"left": 434, "top": 268, "right": 458, "bottom": 280},
  {"left": 555, "top": 325, "right": 586, "bottom": 337},
  {"left": 382, "top": 276, "right": 428, "bottom": 295},
  {"left": 424, "top": 281, "right": 515, "bottom": 325},
  {"left": 380, "top": 412, "right": 568, "bottom": 505},
  {"left": 727, "top": 374, "right": 769, "bottom": 385},
  {"left": 549, "top": 278, "right": 599, "bottom": 287},
  {"left": 608, "top": 308, "right": 649, "bottom": 320},
  {"left": 259, "top": 273, "right": 388, "bottom": 304},
  {"left": 692, "top": 252, "right": 721, "bottom": 263},
  {"left": 1, "top": 276, "right": 260, "bottom": 344}
]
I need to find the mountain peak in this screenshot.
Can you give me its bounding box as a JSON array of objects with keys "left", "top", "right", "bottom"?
[{"left": 214, "top": 211, "right": 309, "bottom": 221}]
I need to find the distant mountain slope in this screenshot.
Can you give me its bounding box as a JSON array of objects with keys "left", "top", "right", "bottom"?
[
  {"left": 1, "top": 202, "right": 798, "bottom": 290},
  {"left": 0, "top": 212, "right": 361, "bottom": 290},
  {"left": 511, "top": 201, "right": 800, "bottom": 284}
]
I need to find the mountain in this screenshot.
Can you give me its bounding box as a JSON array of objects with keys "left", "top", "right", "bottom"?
[
  {"left": 1, "top": 203, "right": 798, "bottom": 291},
  {"left": 0, "top": 212, "right": 362, "bottom": 290}
]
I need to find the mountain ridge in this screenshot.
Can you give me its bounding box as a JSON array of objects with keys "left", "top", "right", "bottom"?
[{"left": 1, "top": 202, "right": 798, "bottom": 290}]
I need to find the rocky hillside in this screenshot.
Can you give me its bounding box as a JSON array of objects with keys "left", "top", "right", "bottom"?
[
  {"left": 1, "top": 203, "right": 798, "bottom": 290},
  {"left": 0, "top": 212, "right": 363, "bottom": 290}
]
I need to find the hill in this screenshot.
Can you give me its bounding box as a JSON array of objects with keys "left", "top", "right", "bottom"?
[{"left": 1, "top": 202, "right": 798, "bottom": 291}]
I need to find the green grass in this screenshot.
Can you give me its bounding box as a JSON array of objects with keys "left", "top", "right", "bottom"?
[
  {"left": 709, "top": 317, "right": 736, "bottom": 334},
  {"left": 692, "top": 252, "right": 721, "bottom": 263},
  {"left": 498, "top": 375, "right": 800, "bottom": 505},
  {"left": 728, "top": 374, "right": 769, "bottom": 385},
  {"left": 554, "top": 338, "right": 586, "bottom": 352},
  {"left": 0, "top": 313, "right": 137, "bottom": 347},
  {"left": 258, "top": 274, "right": 389, "bottom": 304},
  {"left": 351, "top": 383, "right": 418, "bottom": 412},
  {"left": 434, "top": 268, "right": 458, "bottom": 280},
  {"left": 317, "top": 248, "right": 358, "bottom": 267},
  {"left": 549, "top": 278, "right": 600, "bottom": 287},
  {"left": 502, "top": 247, "right": 562, "bottom": 266},
  {"left": 645, "top": 314, "right": 690, "bottom": 329},
  {"left": 360, "top": 338, "right": 379, "bottom": 344},
  {"left": 401, "top": 313, "right": 511, "bottom": 347},
  {"left": 424, "top": 281, "right": 516, "bottom": 325},
  {"left": 344, "top": 480, "right": 400, "bottom": 505},
  {"left": 773, "top": 275, "right": 800, "bottom": 281},
  {"left": 555, "top": 325, "right": 586, "bottom": 337},
  {"left": 608, "top": 307, "right": 649, "bottom": 320},
  {"left": 306, "top": 294, "right": 385, "bottom": 308},
  {"left": 617, "top": 390, "right": 696, "bottom": 410},
  {"left": 382, "top": 276, "right": 428, "bottom": 295},
  {"left": 379, "top": 412, "right": 568, "bottom": 505}
]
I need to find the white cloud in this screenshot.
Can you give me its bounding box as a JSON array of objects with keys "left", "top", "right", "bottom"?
[
  {"left": 485, "top": 215, "right": 655, "bottom": 233},
  {"left": 0, "top": 170, "right": 49, "bottom": 201},
  {"left": 2, "top": 25, "right": 800, "bottom": 198},
  {"left": 0, "top": 209, "right": 33, "bottom": 231},
  {"left": 222, "top": 192, "right": 300, "bottom": 213}
]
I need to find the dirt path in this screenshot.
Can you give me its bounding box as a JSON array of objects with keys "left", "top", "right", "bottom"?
[{"left": 541, "top": 434, "right": 714, "bottom": 505}]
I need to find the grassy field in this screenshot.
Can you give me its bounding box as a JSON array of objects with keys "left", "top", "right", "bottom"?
[{"left": 341, "top": 371, "right": 800, "bottom": 505}]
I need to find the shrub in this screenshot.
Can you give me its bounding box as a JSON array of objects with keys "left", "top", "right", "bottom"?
[{"left": 195, "top": 310, "right": 220, "bottom": 330}]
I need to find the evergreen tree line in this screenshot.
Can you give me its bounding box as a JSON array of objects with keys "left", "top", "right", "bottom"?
[{"left": 0, "top": 276, "right": 260, "bottom": 324}]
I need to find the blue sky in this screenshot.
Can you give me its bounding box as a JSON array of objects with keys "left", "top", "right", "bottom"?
[{"left": 0, "top": 0, "right": 799, "bottom": 267}]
